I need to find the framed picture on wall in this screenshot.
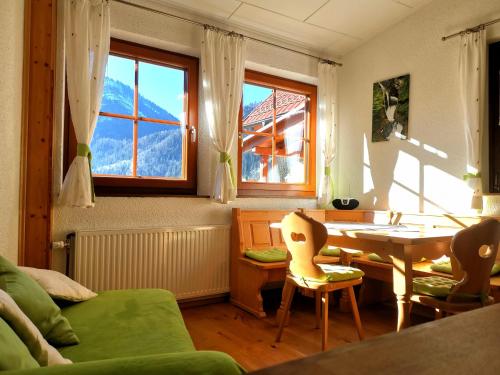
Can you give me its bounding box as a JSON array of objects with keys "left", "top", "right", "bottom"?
[{"left": 372, "top": 74, "right": 410, "bottom": 142}]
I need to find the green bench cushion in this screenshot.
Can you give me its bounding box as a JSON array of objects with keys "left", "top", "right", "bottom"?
[
  {"left": 0, "top": 318, "right": 39, "bottom": 371},
  {"left": 317, "top": 264, "right": 365, "bottom": 282},
  {"left": 58, "top": 289, "right": 195, "bottom": 363},
  {"left": 430, "top": 262, "right": 500, "bottom": 276},
  {"left": 319, "top": 246, "right": 363, "bottom": 257},
  {"left": 413, "top": 276, "right": 458, "bottom": 298},
  {"left": 245, "top": 248, "right": 287, "bottom": 263},
  {"left": 367, "top": 253, "right": 392, "bottom": 263}
]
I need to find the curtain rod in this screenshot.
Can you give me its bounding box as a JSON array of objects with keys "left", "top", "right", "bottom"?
[
  {"left": 113, "top": 0, "right": 342, "bottom": 66},
  {"left": 442, "top": 17, "right": 500, "bottom": 41}
]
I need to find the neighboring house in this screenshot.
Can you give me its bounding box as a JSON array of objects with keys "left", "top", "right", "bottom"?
[{"left": 242, "top": 90, "right": 306, "bottom": 182}]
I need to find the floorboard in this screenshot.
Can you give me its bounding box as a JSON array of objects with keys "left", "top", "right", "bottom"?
[{"left": 181, "top": 291, "right": 431, "bottom": 372}]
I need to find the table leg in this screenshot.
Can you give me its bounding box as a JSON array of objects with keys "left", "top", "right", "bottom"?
[{"left": 390, "top": 244, "right": 413, "bottom": 331}]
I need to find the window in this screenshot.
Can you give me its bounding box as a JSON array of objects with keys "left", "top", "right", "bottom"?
[
  {"left": 65, "top": 39, "right": 198, "bottom": 195},
  {"left": 238, "top": 70, "right": 317, "bottom": 197}
]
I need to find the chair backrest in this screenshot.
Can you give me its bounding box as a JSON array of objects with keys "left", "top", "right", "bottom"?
[
  {"left": 281, "top": 211, "right": 328, "bottom": 280},
  {"left": 449, "top": 218, "right": 500, "bottom": 302}
]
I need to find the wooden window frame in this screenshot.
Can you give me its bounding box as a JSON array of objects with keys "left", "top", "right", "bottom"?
[
  {"left": 237, "top": 70, "right": 317, "bottom": 198},
  {"left": 64, "top": 38, "right": 199, "bottom": 196}
]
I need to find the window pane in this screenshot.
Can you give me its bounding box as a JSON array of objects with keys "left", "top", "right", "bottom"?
[
  {"left": 138, "top": 62, "right": 184, "bottom": 123},
  {"left": 276, "top": 90, "right": 306, "bottom": 140},
  {"left": 269, "top": 141, "right": 306, "bottom": 184},
  {"left": 242, "top": 135, "right": 272, "bottom": 182},
  {"left": 101, "top": 55, "right": 135, "bottom": 116},
  {"left": 242, "top": 83, "right": 273, "bottom": 133},
  {"left": 137, "top": 121, "right": 184, "bottom": 178},
  {"left": 90, "top": 116, "right": 133, "bottom": 176}
]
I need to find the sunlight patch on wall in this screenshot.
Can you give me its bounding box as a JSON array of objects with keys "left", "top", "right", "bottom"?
[
  {"left": 363, "top": 135, "right": 374, "bottom": 194},
  {"left": 389, "top": 182, "right": 420, "bottom": 211},
  {"left": 423, "top": 143, "right": 448, "bottom": 159},
  {"left": 423, "top": 165, "right": 472, "bottom": 213},
  {"left": 388, "top": 151, "right": 420, "bottom": 211}
]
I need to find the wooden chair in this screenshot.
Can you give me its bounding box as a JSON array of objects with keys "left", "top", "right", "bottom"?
[
  {"left": 275, "top": 212, "right": 365, "bottom": 351},
  {"left": 410, "top": 218, "right": 500, "bottom": 319}
]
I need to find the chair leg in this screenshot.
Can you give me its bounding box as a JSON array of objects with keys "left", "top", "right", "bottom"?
[
  {"left": 315, "top": 290, "right": 321, "bottom": 329},
  {"left": 275, "top": 282, "right": 296, "bottom": 343},
  {"left": 348, "top": 286, "right": 364, "bottom": 341},
  {"left": 321, "top": 291, "right": 329, "bottom": 351}
]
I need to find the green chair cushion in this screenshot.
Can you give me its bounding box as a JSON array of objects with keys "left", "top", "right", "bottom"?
[
  {"left": 318, "top": 264, "right": 365, "bottom": 282},
  {"left": 58, "top": 289, "right": 195, "bottom": 362},
  {"left": 413, "top": 276, "right": 458, "bottom": 298},
  {"left": 245, "top": 248, "right": 287, "bottom": 263},
  {"left": 430, "top": 262, "right": 500, "bottom": 276},
  {"left": 368, "top": 253, "right": 392, "bottom": 263},
  {"left": 0, "top": 256, "right": 78, "bottom": 346},
  {"left": 319, "top": 246, "right": 363, "bottom": 257},
  {"left": 0, "top": 318, "right": 39, "bottom": 371}
]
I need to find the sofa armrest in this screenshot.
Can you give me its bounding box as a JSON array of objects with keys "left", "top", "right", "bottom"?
[{"left": 4, "top": 351, "right": 245, "bottom": 375}]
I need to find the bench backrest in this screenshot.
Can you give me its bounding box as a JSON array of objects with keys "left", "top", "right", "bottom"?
[{"left": 232, "top": 208, "right": 291, "bottom": 257}]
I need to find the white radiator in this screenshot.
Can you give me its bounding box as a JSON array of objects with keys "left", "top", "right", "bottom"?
[{"left": 71, "top": 225, "right": 230, "bottom": 300}]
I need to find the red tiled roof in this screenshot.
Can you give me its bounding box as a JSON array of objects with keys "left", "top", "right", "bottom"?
[{"left": 243, "top": 90, "right": 305, "bottom": 125}]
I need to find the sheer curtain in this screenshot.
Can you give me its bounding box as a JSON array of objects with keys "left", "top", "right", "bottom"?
[
  {"left": 317, "top": 62, "right": 337, "bottom": 208},
  {"left": 459, "top": 28, "right": 486, "bottom": 209},
  {"left": 201, "top": 27, "right": 246, "bottom": 203},
  {"left": 59, "top": 0, "right": 110, "bottom": 208}
]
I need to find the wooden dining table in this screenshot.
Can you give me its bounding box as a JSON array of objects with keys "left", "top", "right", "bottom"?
[{"left": 271, "top": 221, "right": 459, "bottom": 331}]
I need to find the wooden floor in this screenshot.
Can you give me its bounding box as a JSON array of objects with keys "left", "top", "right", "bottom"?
[{"left": 181, "top": 291, "right": 431, "bottom": 372}]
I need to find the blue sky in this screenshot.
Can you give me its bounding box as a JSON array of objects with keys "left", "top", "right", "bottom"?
[
  {"left": 106, "top": 55, "right": 185, "bottom": 121},
  {"left": 105, "top": 55, "right": 272, "bottom": 117}
]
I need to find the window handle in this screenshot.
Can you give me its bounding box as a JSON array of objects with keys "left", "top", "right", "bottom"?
[
  {"left": 238, "top": 132, "right": 243, "bottom": 147},
  {"left": 187, "top": 125, "right": 197, "bottom": 142}
]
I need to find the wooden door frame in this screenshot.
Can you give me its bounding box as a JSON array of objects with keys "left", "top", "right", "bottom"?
[{"left": 19, "top": 0, "right": 56, "bottom": 268}]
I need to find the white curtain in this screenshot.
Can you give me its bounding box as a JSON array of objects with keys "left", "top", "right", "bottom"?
[
  {"left": 59, "top": 0, "right": 110, "bottom": 208},
  {"left": 201, "top": 28, "right": 246, "bottom": 203},
  {"left": 317, "top": 62, "right": 337, "bottom": 208},
  {"left": 459, "top": 28, "right": 486, "bottom": 209}
]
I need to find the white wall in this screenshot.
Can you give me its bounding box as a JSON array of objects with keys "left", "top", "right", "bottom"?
[
  {"left": 337, "top": 0, "right": 500, "bottom": 214},
  {"left": 51, "top": 1, "right": 320, "bottom": 269},
  {"left": 0, "top": 0, "right": 24, "bottom": 264}
]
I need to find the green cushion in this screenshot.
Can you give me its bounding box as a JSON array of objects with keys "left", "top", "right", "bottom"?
[
  {"left": 413, "top": 276, "right": 458, "bottom": 298},
  {"left": 430, "top": 262, "right": 500, "bottom": 276},
  {"left": 0, "top": 256, "right": 78, "bottom": 346},
  {"left": 319, "top": 246, "right": 363, "bottom": 257},
  {"left": 0, "top": 318, "right": 39, "bottom": 371},
  {"left": 368, "top": 253, "right": 392, "bottom": 263},
  {"left": 245, "top": 248, "right": 287, "bottom": 263},
  {"left": 58, "top": 289, "right": 195, "bottom": 362},
  {"left": 317, "top": 264, "right": 365, "bottom": 282}
]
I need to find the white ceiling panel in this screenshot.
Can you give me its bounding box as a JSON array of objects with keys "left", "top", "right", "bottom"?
[
  {"left": 145, "top": 0, "right": 434, "bottom": 57},
  {"left": 231, "top": 3, "right": 343, "bottom": 48},
  {"left": 306, "top": 0, "right": 414, "bottom": 39},
  {"left": 151, "top": 0, "right": 241, "bottom": 19},
  {"left": 242, "top": 0, "right": 328, "bottom": 21}
]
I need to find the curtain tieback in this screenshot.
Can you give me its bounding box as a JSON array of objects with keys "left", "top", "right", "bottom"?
[
  {"left": 325, "top": 166, "right": 331, "bottom": 176},
  {"left": 219, "top": 151, "right": 235, "bottom": 187},
  {"left": 76, "top": 143, "right": 95, "bottom": 203}
]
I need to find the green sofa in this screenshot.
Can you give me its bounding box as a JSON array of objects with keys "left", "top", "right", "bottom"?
[{"left": 4, "top": 289, "right": 243, "bottom": 375}]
